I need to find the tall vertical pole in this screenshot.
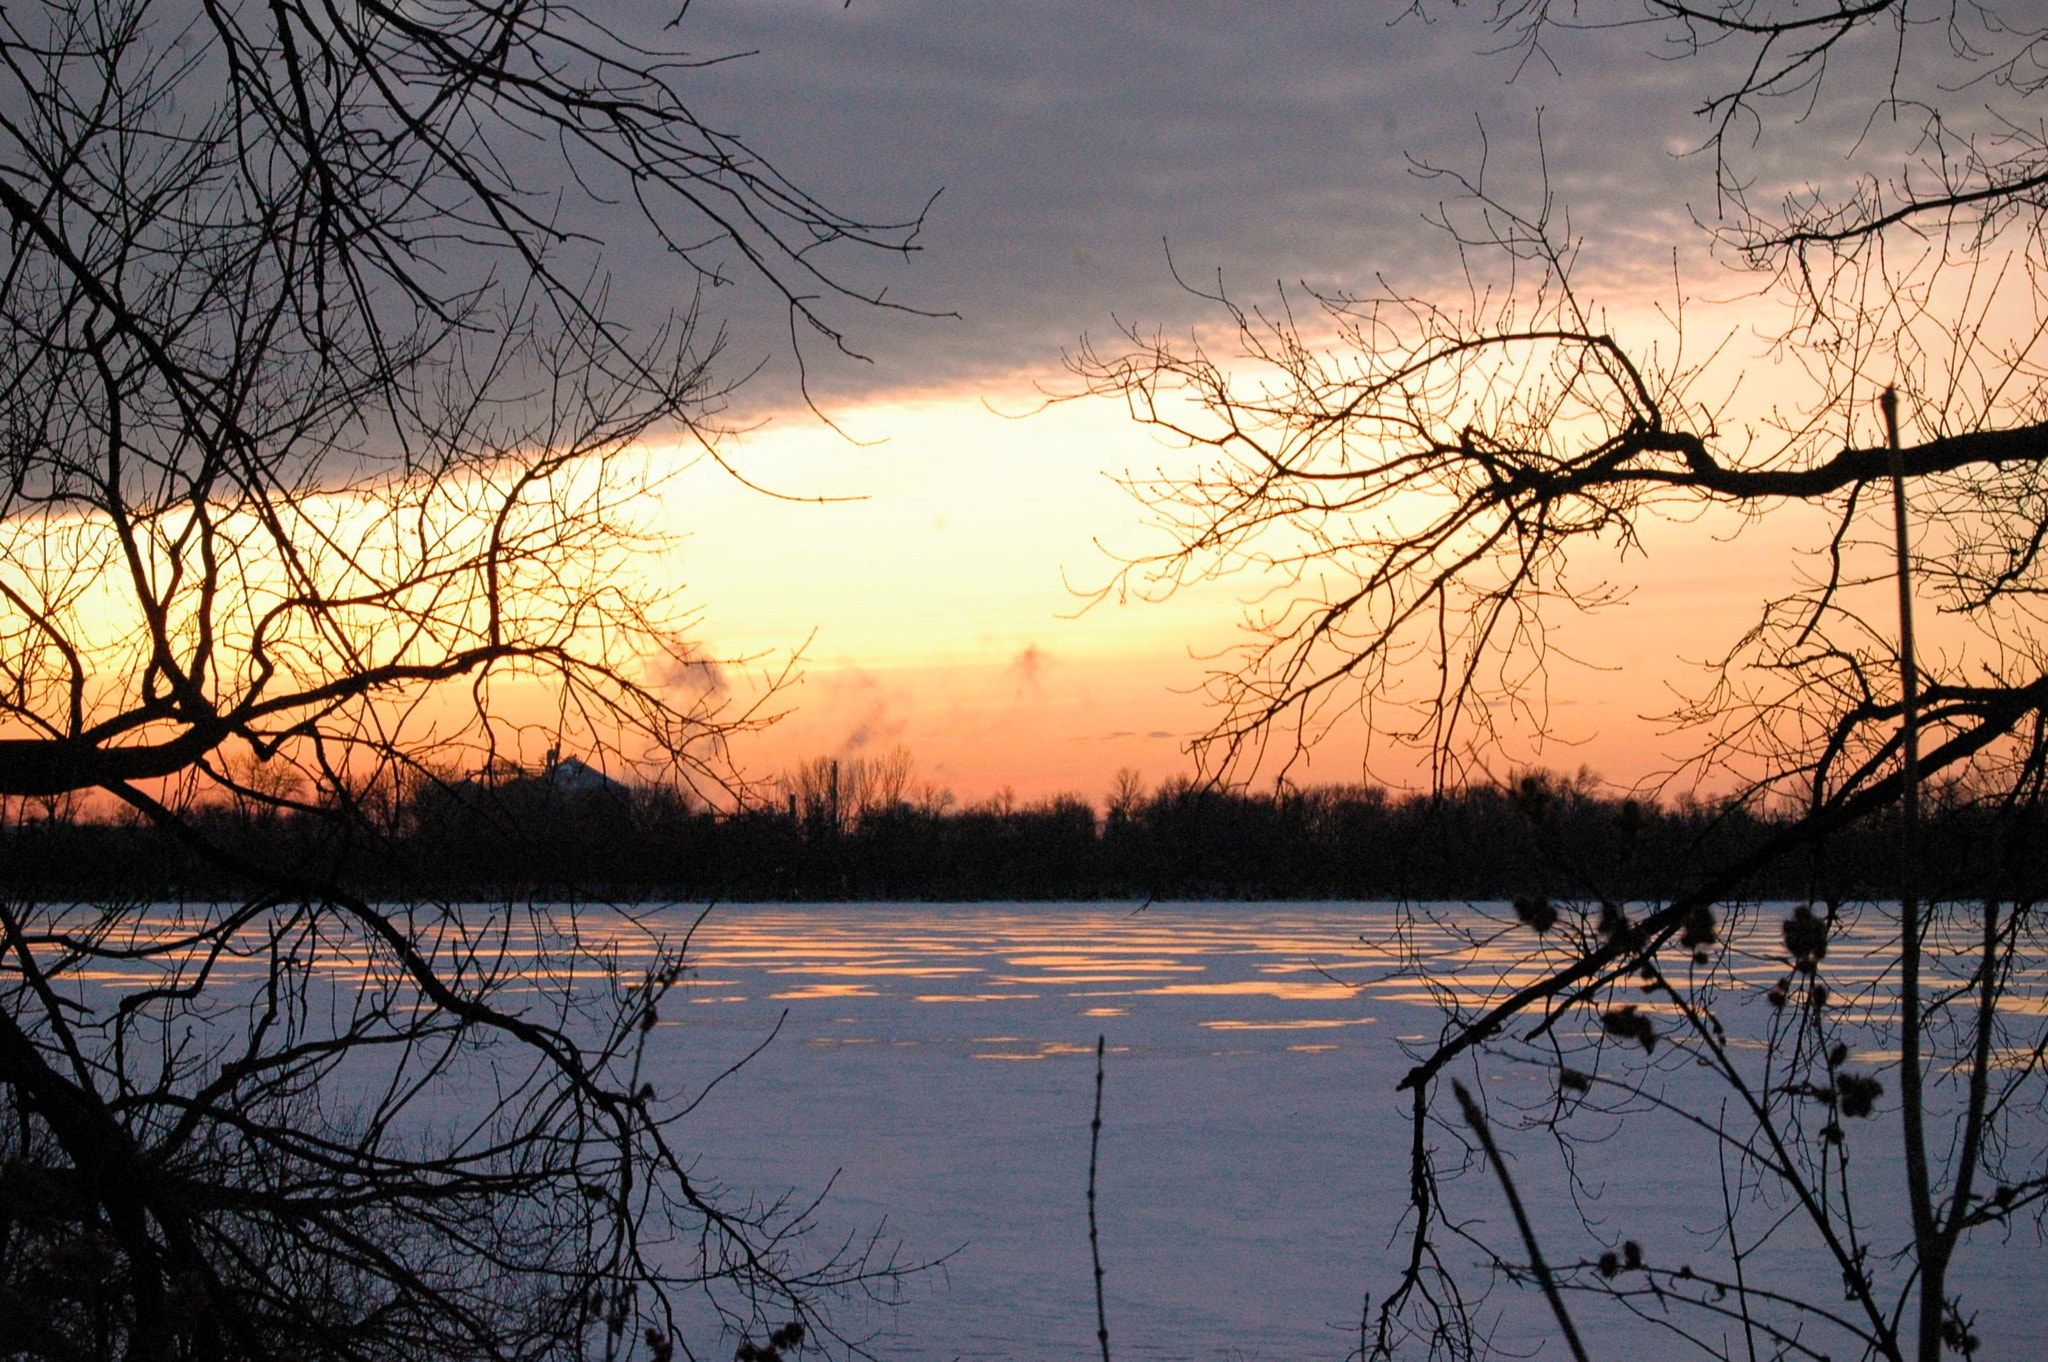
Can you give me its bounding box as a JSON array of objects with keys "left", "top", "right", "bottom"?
[
  {"left": 1882, "top": 388, "right": 1921, "bottom": 855},
  {"left": 1883, "top": 388, "right": 1937, "bottom": 1361}
]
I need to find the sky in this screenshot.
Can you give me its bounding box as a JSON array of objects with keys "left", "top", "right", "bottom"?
[{"left": 609, "top": 1, "right": 1906, "bottom": 804}]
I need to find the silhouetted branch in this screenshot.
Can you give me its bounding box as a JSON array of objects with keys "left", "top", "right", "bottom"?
[
  {"left": 1088, "top": 1034, "right": 1113, "bottom": 1362},
  {"left": 1451, "top": 1080, "right": 1589, "bottom": 1362}
]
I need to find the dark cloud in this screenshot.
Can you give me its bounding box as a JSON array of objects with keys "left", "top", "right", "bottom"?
[
  {"left": 1009, "top": 643, "right": 1051, "bottom": 696},
  {"left": 655, "top": 644, "right": 732, "bottom": 701},
  {"left": 620, "top": 2, "right": 1732, "bottom": 413},
  {"left": 840, "top": 702, "right": 908, "bottom": 753},
  {"left": 819, "top": 669, "right": 911, "bottom": 753}
]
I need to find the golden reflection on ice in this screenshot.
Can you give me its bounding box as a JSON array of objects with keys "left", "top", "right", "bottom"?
[
  {"left": 971, "top": 1041, "right": 1101, "bottom": 1062},
  {"left": 993, "top": 974, "right": 1162, "bottom": 984},
  {"left": 766, "top": 965, "right": 983, "bottom": 977},
  {"left": 1140, "top": 981, "right": 1357, "bottom": 1000},
  {"left": 26, "top": 900, "right": 1989, "bottom": 1075},
  {"left": 1201, "top": 1018, "right": 1375, "bottom": 1031},
  {"left": 1002, "top": 957, "right": 1205, "bottom": 973}
]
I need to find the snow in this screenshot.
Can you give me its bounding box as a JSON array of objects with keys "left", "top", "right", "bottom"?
[
  {"left": 60, "top": 898, "right": 2046, "bottom": 1359},
  {"left": 656, "top": 902, "right": 2048, "bottom": 1360}
]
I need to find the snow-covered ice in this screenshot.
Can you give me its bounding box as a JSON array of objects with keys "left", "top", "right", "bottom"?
[{"left": 654, "top": 901, "right": 2048, "bottom": 1361}]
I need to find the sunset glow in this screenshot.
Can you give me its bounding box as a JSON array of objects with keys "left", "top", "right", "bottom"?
[{"left": 655, "top": 380, "right": 1846, "bottom": 802}]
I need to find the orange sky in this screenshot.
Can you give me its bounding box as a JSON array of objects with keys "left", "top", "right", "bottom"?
[
  {"left": 582, "top": 3, "right": 2018, "bottom": 811},
  {"left": 659, "top": 382, "right": 1841, "bottom": 806}
]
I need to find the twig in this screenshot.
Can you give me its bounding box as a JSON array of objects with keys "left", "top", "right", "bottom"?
[
  {"left": 1088, "top": 1034, "right": 1112, "bottom": 1362},
  {"left": 1452, "top": 1079, "right": 1591, "bottom": 1362}
]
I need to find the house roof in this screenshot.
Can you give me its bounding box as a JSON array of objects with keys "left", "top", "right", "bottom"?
[{"left": 546, "top": 756, "right": 626, "bottom": 794}]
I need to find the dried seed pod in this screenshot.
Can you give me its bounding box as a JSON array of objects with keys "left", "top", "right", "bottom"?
[
  {"left": 1679, "top": 904, "right": 1718, "bottom": 950},
  {"left": 1601, "top": 1005, "right": 1658, "bottom": 1053},
  {"left": 1836, "top": 1073, "right": 1883, "bottom": 1119},
  {"left": 1782, "top": 904, "right": 1829, "bottom": 969},
  {"left": 1513, "top": 895, "right": 1559, "bottom": 933}
]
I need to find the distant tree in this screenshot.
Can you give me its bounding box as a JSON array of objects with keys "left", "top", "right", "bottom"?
[
  {"left": 1106, "top": 768, "right": 1148, "bottom": 825},
  {"left": 779, "top": 746, "right": 917, "bottom": 835},
  {"left": 1076, "top": 3, "right": 2048, "bottom": 1359},
  {"left": 0, "top": 0, "right": 925, "bottom": 1356},
  {"left": 862, "top": 745, "right": 916, "bottom": 814}
]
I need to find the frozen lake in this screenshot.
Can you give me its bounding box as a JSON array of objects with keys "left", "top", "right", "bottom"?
[
  {"left": 646, "top": 901, "right": 2048, "bottom": 1361},
  {"left": 55, "top": 898, "right": 2046, "bottom": 1360},
  {"left": 663, "top": 903, "right": 1416, "bottom": 1360}
]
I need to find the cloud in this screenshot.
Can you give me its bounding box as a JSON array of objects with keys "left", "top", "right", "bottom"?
[
  {"left": 1009, "top": 644, "right": 1052, "bottom": 697},
  {"left": 654, "top": 644, "right": 731, "bottom": 701},
  {"left": 819, "top": 668, "right": 911, "bottom": 755},
  {"left": 840, "top": 700, "right": 908, "bottom": 755},
  {"left": 597, "top": 2, "right": 1723, "bottom": 414}
]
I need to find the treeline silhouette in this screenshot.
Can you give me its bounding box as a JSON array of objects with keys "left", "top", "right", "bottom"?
[{"left": 1, "top": 764, "right": 2026, "bottom": 905}]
